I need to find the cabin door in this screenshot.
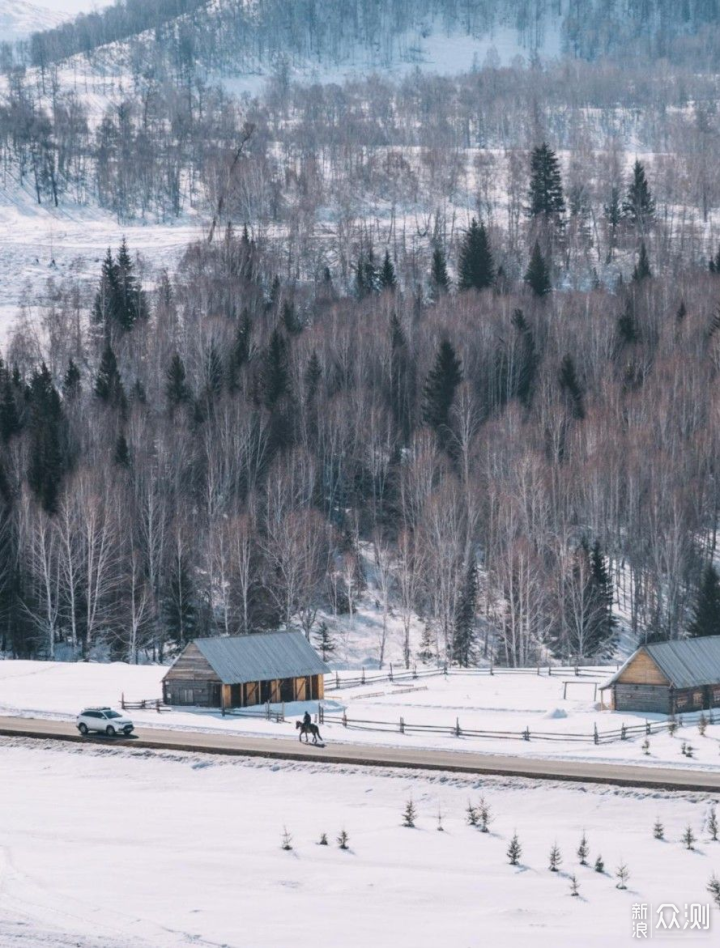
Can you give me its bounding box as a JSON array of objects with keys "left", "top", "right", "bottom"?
[{"left": 209, "top": 683, "right": 222, "bottom": 708}]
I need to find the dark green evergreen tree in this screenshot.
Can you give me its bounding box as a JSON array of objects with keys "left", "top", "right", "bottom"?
[
  {"left": 62, "top": 359, "right": 81, "bottom": 400},
  {"left": 511, "top": 309, "right": 539, "bottom": 409},
  {"left": 422, "top": 339, "right": 463, "bottom": 433},
  {"left": 689, "top": 564, "right": 720, "bottom": 637},
  {"left": 0, "top": 376, "right": 21, "bottom": 443},
  {"left": 430, "top": 245, "right": 450, "bottom": 295},
  {"left": 559, "top": 355, "right": 585, "bottom": 420},
  {"left": 379, "top": 250, "right": 397, "bottom": 291},
  {"left": 313, "top": 621, "right": 336, "bottom": 660},
  {"left": 115, "top": 237, "right": 146, "bottom": 331},
  {"left": 452, "top": 555, "right": 477, "bottom": 667},
  {"left": 166, "top": 353, "right": 191, "bottom": 407},
  {"left": 282, "top": 300, "right": 302, "bottom": 335},
  {"left": 305, "top": 350, "right": 322, "bottom": 403},
  {"left": 617, "top": 299, "right": 638, "bottom": 346},
  {"left": 355, "top": 248, "right": 378, "bottom": 299},
  {"left": 709, "top": 245, "right": 720, "bottom": 274},
  {"left": 27, "top": 364, "right": 65, "bottom": 515},
  {"left": 528, "top": 143, "right": 565, "bottom": 223},
  {"left": 94, "top": 344, "right": 125, "bottom": 409},
  {"left": 622, "top": 160, "right": 655, "bottom": 230},
  {"left": 203, "top": 343, "right": 224, "bottom": 406},
  {"left": 163, "top": 556, "right": 197, "bottom": 647},
  {"left": 525, "top": 241, "right": 551, "bottom": 297},
  {"left": 458, "top": 218, "right": 495, "bottom": 291},
  {"left": 603, "top": 185, "right": 622, "bottom": 253},
  {"left": 113, "top": 433, "right": 131, "bottom": 468},
  {"left": 92, "top": 248, "right": 120, "bottom": 330},
  {"left": 263, "top": 329, "right": 290, "bottom": 408},
  {"left": 632, "top": 241, "right": 652, "bottom": 282},
  {"left": 227, "top": 312, "right": 252, "bottom": 393}
]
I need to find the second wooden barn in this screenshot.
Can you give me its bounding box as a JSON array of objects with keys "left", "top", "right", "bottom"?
[
  {"left": 600, "top": 635, "right": 720, "bottom": 714},
  {"left": 162, "top": 631, "right": 329, "bottom": 710}
]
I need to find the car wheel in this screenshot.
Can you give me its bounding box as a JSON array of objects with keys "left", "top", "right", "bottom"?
[
  {"left": 105, "top": 725, "right": 116, "bottom": 737},
  {"left": 78, "top": 723, "right": 88, "bottom": 735}
]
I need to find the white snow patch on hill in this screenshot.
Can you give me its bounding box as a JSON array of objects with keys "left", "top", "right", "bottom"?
[{"left": 0, "top": 0, "right": 63, "bottom": 41}]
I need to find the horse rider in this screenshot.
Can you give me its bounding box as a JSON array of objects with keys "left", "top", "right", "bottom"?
[{"left": 303, "top": 710, "right": 312, "bottom": 728}]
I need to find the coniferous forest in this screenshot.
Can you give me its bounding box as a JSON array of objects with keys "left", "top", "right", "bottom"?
[{"left": 2, "top": 0, "right": 720, "bottom": 664}]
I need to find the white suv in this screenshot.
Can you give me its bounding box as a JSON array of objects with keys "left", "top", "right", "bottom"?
[{"left": 76, "top": 707, "right": 134, "bottom": 737}]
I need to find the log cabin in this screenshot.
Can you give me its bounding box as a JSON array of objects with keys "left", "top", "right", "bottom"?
[
  {"left": 600, "top": 635, "right": 720, "bottom": 714},
  {"left": 162, "top": 632, "right": 329, "bottom": 710}
]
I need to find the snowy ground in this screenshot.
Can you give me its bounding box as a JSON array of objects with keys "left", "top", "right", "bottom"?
[
  {"left": 2, "top": 658, "right": 720, "bottom": 772},
  {"left": 0, "top": 737, "right": 718, "bottom": 947}
]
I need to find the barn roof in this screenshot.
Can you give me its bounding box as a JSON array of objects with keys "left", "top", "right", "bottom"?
[
  {"left": 602, "top": 636, "right": 720, "bottom": 690},
  {"left": 189, "top": 632, "right": 329, "bottom": 684}
]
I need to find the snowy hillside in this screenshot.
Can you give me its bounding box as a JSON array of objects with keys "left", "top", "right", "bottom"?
[{"left": 0, "top": 0, "right": 63, "bottom": 41}]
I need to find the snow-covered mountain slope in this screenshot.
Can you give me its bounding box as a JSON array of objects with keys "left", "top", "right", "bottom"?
[{"left": 0, "top": 0, "right": 64, "bottom": 41}]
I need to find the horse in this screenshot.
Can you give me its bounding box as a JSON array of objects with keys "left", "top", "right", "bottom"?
[{"left": 295, "top": 720, "right": 323, "bottom": 744}]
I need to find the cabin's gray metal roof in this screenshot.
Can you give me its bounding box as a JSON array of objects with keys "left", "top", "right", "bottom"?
[
  {"left": 602, "top": 636, "right": 720, "bottom": 690},
  {"left": 191, "top": 632, "right": 329, "bottom": 684}
]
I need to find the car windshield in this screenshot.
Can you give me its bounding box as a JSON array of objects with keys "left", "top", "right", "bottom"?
[{"left": 105, "top": 710, "right": 122, "bottom": 718}]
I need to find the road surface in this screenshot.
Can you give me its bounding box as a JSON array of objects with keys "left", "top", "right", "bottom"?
[{"left": 0, "top": 715, "right": 718, "bottom": 792}]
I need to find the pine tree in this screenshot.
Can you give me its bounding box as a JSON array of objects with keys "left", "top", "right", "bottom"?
[
  {"left": 62, "top": 359, "right": 81, "bottom": 400},
  {"left": 708, "top": 875, "right": 720, "bottom": 909},
  {"left": 203, "top": 343, "right": 224, "bottom": 407},
  {"left": 617, "top": 299, "right": 638, "bottom": 347},
  {"left": 305, "top": 351, "right": 322, "bottom": 404},
  {"left": 166, "top": 353, "right": 191, "bottom": 407},
  {"left": 615, "top": 863, "right": 630, "bottom": 889},
  {"left": 163, "top": 556, "right": 197, "bottom": 647},
  {"left": 707, "top": 807, "right": 719, "bottom": 842},
  {"left": 709, "top": 245, "right": 720, "bottom": 274},
  {"left": 477, "top": 797, "right": 492, "bottom": 833},
  {"left": 682, "top": 825, "right": 696, "bottom": 850},
  {"left": 525, "top": 241, "right": 551, "bottom": 297},
  {"left": 549, "top": 843, "right": 562, "bottom": 872},
  {"left": 430, "top": 246, "right": 450, "bottom": 295},
  {"left": 569, "top": 874, "right": 580, "bottom": 897},
  {"left": 282, "top": 300, "right": 302, "bottom": 335},
  {"left": 603, "top": 185, "right": 622, "bottom": 253},
  {"left": 558, "top": 355, "right": 585, "bottom": 420},
  {"left": 94, "top": 344, "right": 125, "bottom": 409},
  {"left": 0, "top": 376, "right": 21, "bottom": 443},
  {"left": 281, "top": 826, "right": 293, "bottom": 851},
  {"left": 92, "top": 248, "right": 120, "bottom": 330},
  {"left": 228, "top": 312, "right": 252, "bottom": 392},
  {"left": 528, "top": 143, "right": 565, "bottom": 223},
  {"left": 355, "top": 249, "right": 378, "bottom": 299},
  {"left": 577, "top": 832, "right": 589, "bottom": 866},
  {"left": 422, "top": 340, "right": 463, "bottom": 433},
  {"left": 313, "top": 621, "right": 335, "bottom": 660},
  {"left": 594, "top": 855, "right": 605, "bottom": 873},
  {"left": 402, "top": 798, "right": 417, "bottom": 828},
  {"left": 676, "top": 300, "right": 687, "bottom": 324},
  {"left": 466, "top": 801, "right": 479, "bottom": 827},
  {"left": 115, "top": 237, "right": 146, "bottom": 331},
  {"left": 653, "top": 818, "right": 664, "bottom": 840},
  {"left": 511, "top": 309, "right": 539, "bottom": 410},
  {"left": 113, "top": 433, "right": 130, "bottom": 468},
  {"left": 458, "top": 218, "right": 495, "bottom": 292},
  {"left": 318, "top": 833, "right": 328, "bottom": 846},
  {"left": 379, "top": 250, "right": 397, "bottom": 291},
  {"left": 689, "top": 564, "right": 720, "bottom": 637},
  {"left": 27, "top": 364, "right": 66, "bottom": 515},
  {"left": 337, "top": 829, "right": 350, "bottom": 850},
  {"left": 622, "top": 160, "right": 655, "bottom": 230},
  {"left": 507, "top": 833, "right": 522, "bottom": 866},
  {"left": 632, "top": 241, "right": 652, "bottom": 282},
  {"left": 452, "top": 555, "right": 477, "bottom": 667},
  {"left": 263, "top": 329, "right": 290, "bottom": 408}
]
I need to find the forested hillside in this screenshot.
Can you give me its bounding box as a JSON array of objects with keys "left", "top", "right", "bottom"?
[{"left": 1, "top": 0, "right": 720, "bottom": 665}]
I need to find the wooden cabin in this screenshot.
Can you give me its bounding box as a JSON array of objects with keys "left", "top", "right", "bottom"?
[
  {"left": 601, "top": 636, "right": 720, "bottom": 714},
  {"left": 162, "top": 632, "right": 329, "bottom": 710}
]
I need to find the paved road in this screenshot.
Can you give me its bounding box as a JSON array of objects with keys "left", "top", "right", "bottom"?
[{"left": 0, "top": 715, "right": 718, "bottom": 792}]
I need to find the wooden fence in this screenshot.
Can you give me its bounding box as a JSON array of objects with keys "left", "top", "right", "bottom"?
[
  {"left": 315, "top": 707, "right": 706, "bottom": 745},
  {"left": 120, "top": 695, "right": 171, "bottom": 713},
  {"left": 323, "top": 663, "right": 612, "bottom": 691}
]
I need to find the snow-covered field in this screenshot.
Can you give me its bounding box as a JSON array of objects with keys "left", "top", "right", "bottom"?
[
  {"left": 2, "top": 658, "right": 720, "bottom": 772},
  {"left": 0, "top": 737, "right": 718, "bottom": 948}
]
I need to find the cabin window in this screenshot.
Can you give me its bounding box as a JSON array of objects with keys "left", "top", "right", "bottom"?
[
  {"left": 181, "top": 689, "right": 194, "bottom": 704},
  {"left": 675, "top": 693, "right": 689, "bottom": 709},
  {"left": 693, "top": 690, "right": 704, "bottom": 708},
  {"left": 713, "top": 686, "right": 720, "bottom": 704}
]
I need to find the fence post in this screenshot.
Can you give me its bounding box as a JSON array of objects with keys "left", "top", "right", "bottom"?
[
  {"left": 593, "top": 723, "right": 599, "bottom": 745},
  {"left": 574, "top": 663, "right": 579, "bottom": 676},
  {"left": 281, "top": 702, "right": 285, "bottom": 722},
  {"left": 455, "top": 717, "right": 461, "bottom": 737},
  {"left": 523, "top": 727, "right": 530, "bottom": 741},
  {"left": 645, "top": 720, "right": 651, "bottom": 735},
  {"left": 548, "top": 665, "right": 552, "bottom": 676},
  {"left": 621, "top": 723, "right": 627, "bottom": 740},
  {"left": 121, "top": 692, "right": 125, "bottom": 710},
  {"left": 266, "top": 701, "right": 270, "bottom": 721},
  {"left": 389, "top": 663, "right": 394, "bottom": 682},
  {"left": 413, "top": 665, "right": 417, "bottom": 680},
  {"left": 335, "top": 671, "right": 340, "bottom": 689},
  {"left": 537, "top": 665, "right": 540, "bottom": 675},
  {"left": 400, "top": 716, "right": 405, "bottom": 734},
  {"left": 342, "top": 711, "right": 347, "bottom": 727},
  {"left": 443, "top": 662, "right": 448, "bottom": 676},
  {"left": 156, "top": 699, "right": 161, "bottom": 713},
  {"left": 489, "top": 663, "right": 494, "bottom": 676},
  {"left": 361, "top": 667, "right": 366, "bottom": 684}
]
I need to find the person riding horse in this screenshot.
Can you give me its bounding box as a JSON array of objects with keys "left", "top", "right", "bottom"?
[
  {"left": 303, "top": 710, "right": 312, "bottom": 727},
  {"left": 296, "top": 710, "right": 323, "bottom": 744}
]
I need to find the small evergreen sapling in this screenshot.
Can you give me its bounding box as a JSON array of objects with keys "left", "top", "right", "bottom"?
[
  {"left": 402, "top": 798, "right": 417, "bottom": 828},
  {"left": 615, "top": 863, "right": 630, "bottom": 889},
  {"left": 708, "top": 874, "right": 720, "bottom": 908},
  {"left": 437, "top": 809, "right": 444, "bottom": 832},
  {"left": 466, "top": 801, "right": 479, "bottom": 827},
  {"left": 337, "top": 829, "right": 349, "bottom": 850},
  {"left": 682, "top": 825, "right": 696, "bottom": 850},
  {"left": 707, "top": 806, "right": 718, "bottom": 842},
  {"left": 549, "top": 843, "right": 562, "bottom": 872},
  {"left": 577, "top": 832, "right": 589, "bottom": 866},
  {"left": 318, "top": 833, "right": 328, "bottom": 846},
  {"left": 478, "top": 797, "right": 493, "bottom": 833},
  {"left": 698, "top": 713, "right": 708, "bottom": 737},
  {"left": 569, "top": 874, "right": 580, "bottom": 897},
  {"left": 594, "top": 855, "right": 605, "bottom": 874},
  {"left": 281, "top": 827, "right": 293, "bottom": 851},
  {"left": 653, "top": 819, "right": 665, "bottom": 840},
  {"left": 507, "top": 833, "right": 522, "bottom": 866},
  {"left": 642, "top": 738, "right": 650, "bottom": 755}
]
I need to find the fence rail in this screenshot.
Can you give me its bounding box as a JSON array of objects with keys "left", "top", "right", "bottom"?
[
  {"left": 120, "top": 695, "right": 171, "bottom": 713},
  {"left": 323, "top": 663, "right": 613, "bottom": 691},
  {"left": 316, "top": 707, "right": 708, "bottom": 745}
]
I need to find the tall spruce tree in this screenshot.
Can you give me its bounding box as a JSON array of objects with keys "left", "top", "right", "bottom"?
[
  {"left": 62, "top": 359, "right": 81, "bottom": 400},
  {"left": 452, "top": 555, "right": 478, "bottom": 667},
  {"left": 458, "top": 218, "right": 495, "bottom": 291},
  {"left": 379, "top": 250, "right": 397, "bottom": 291},
  {"left": 115, "top": 237, "right": 146, "bottom": 331},
  {"left": 525, "top": 241, "right": 551, "bottom": 297},
  {"left": 528, "top": 143, "right": 565, "bottom": 224},
  {"left": 632, "top": 241, "right": 652, "bottom": 282},
  {"left": 559, "top": 355, "right": 585, "bottom": 420},
  {"left": 27, "top": 364, "right": 65, "bottom": 515},
  {"left": 163, "top": 555, "right": 197, "bottom": 647},
  {"left": 92, "top": 248, "right": 120, "bottom": 331},
  {"left": 263, "top": 328, "right": 290, "bottom": 409},
  {"left": 94, "top": 344, "right": 125, "bottom": 409},
  {"left": 623, "top": 160, "right": 655, "bottom": 231},
  {"left": 422, "top": 339, "right": 463, "bottom": 433},
  {"left": 689, "top": 564, "right": 720, "bottom": 637},
  {"left": 0, "top": 375, "right": 21, "bottom": 443},
  {"left": 166, "top": 353, "right": 191, "bottom": 407},
  {"left": 511, "top": 309, "right": 539, "bottom": 409},
  {"left": 430, "top": 245, "right": 450, "bottom": 295}
]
